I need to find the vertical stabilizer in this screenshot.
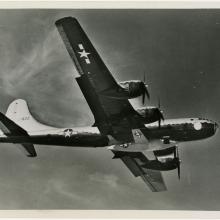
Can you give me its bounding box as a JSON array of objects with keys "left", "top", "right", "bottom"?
[{"left": 6, "top": 99, "right": 53, "bottom": 132}]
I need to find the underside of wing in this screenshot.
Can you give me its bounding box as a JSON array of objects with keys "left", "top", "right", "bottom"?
[
  {"left": 112, "top": 151, "right": 167, "bottom": 192},
  {"left": 56, "top": 17, "right": 144, "bottom": 142},
  {"left": 55, "top": 17, "right": 118, "bottom": 92}
]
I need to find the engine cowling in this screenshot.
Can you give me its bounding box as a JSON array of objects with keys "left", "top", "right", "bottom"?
[
  {"left": 100, "top": 80, "right": 149, "bottom": 104},
  {"left": 143, "top": 146, "right": 180, "bottom": 171},
  {"left": 119, "top": 80, "right": 143, "bottom": 97},
  {"left": 118, "top": 80, "right": 150, "bottom": 101},
  {"left": 135, "top": 106, "right": 163, "bottom": 124}
]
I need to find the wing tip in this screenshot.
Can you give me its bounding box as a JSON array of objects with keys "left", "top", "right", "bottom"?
[
  {"left": 27, "top": 154, "right": 37, "bottom": 158},
  {"left": 55, "top": 16, "right": 78, "bottom": 26}
]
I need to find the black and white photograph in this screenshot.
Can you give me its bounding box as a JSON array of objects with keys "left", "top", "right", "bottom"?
[{"left": 0, "top": 7, "right": 218, "bottom": 213}]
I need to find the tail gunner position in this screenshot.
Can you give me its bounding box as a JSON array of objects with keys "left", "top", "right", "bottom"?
[{"left": 0, "top": 17, "right": 217, "bottom": 192}]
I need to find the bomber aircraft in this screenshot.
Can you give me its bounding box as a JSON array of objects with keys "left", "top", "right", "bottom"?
[{"left": 0, "top": 17, "right": 218, "bottom": 192}]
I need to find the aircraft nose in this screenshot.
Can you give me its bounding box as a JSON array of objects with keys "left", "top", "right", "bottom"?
[{"left": 214, "top": 122, "right": 219, "bottom": 133}]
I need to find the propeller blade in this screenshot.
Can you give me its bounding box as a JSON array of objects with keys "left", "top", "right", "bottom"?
[
  {"left": 158, "top": 97, "right": 161, "bottom": 109},
  {"left": 176, "top": 146, "right": 181, "bottom": 180},
  {"left": 142, "top": 91, "right": 145, "bottom": 105},
  {"left": 141, "top": 82, "right": 150, "bottom": 104},
  {"left": 159, "top": 110, "right": 164, "bottom": 121},
  {"left": 157, "top": 97, "right": 164, "bottom": 128},
  {"left": 177, "top": 163, "right": 180, "bottom": 180},
  {"left": 141, "top": 73, "right": 150, "bottom": 104},
  {"left": 156, "top": 108, "right": 164, "bottom": 128},
  {"left": 144, "top": 86, "right": 150, "bottom": 100}
]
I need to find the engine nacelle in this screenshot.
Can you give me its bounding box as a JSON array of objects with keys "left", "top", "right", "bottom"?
[
  {"left": 100, "top": 80, "right": 149, "bottom": 102},
  {"left": 135, "top": 106, "right": 162, "bottom": 124},
  {"left": 143, "top": 146, "right": 180, "bottom": 171},
  {"left": 119, "top": 80, "right": 145, "bottom": 98}
]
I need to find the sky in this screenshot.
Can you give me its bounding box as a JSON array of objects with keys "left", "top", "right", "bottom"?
[{"left": 0, "top": 9, "right": 218, "bottom": 210}]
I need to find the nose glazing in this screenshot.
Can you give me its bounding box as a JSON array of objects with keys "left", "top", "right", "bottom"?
[
  {"left": 200, "top": 119, "right": 218, "bottom": 134},
  {"left": 214, "top": 122, "right": 219, "bottom": 133}
]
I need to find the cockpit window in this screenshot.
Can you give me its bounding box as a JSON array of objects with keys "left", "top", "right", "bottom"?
[{"left": 199, "top": 118, "right": 208, "bottom": 120}]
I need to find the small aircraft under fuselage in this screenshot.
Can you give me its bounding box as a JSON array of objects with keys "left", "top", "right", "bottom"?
[{"left": 0, "top": 17, "right": 218, "bottom": 192}]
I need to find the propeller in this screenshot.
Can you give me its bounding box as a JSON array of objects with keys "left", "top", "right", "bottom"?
[
  {"left": 175, "top": 146, "right": 181, "bottom": 180},
  {"left": 141, "top": 73, "right": 150, "bottom": 104},
  {"left": 156, "top": 98, "right": 164, "bottom": 128}
]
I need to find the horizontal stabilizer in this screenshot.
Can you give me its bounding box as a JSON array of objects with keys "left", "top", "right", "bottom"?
[
  {"left": 0, "top": 112, "right": 27, "bottom": 136},
  {"left": 0, "top": 112, "right": 37, "bottom": 157},
  {"left": 19, "top": 143, "right": 37, "bottom": 157}
]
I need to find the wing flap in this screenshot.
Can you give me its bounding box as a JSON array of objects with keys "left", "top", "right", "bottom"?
[
  {"left": 121, "top": 156, "right": 142, "bottom": 177},
  {"left": 140, "top": 170, "right": 167, "bottom": 192}
]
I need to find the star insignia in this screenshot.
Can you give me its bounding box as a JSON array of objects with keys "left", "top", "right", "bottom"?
[
  {"left": 64, "top": 129, "right": 73, "bottom": 138},
  {"left": 78, "top": 50, "right": 90, "bottom": 59},
  {"left": 119, "top": 143, "right": 129, "bottom": 148},
  {"left": 78, "top": 44, "right": 91, "bottom": 64}
]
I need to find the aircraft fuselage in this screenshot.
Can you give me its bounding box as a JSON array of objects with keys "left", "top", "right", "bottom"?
[{"left": 0, "top": 118, "right": 217, "bottom": 151}]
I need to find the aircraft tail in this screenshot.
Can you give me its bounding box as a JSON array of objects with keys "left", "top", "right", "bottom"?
[
  {"left": 6, "top": 99, "right": 53, "bottom": 132},
  {"left": 0, "top": 99, "right": 55, "bottom": 157}
]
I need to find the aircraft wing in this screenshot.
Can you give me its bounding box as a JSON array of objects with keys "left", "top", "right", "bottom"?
[
  {"left": 55, "top": 17, "right": 145, "bottom": 142},
  {"left": 55, "top": 17, "right": 119, "bottom": 93},
  {"left": 112, "top": 150, "right": 167, "bottom": 192}
]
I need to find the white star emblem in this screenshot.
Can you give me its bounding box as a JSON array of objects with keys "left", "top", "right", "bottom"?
[
  {"left": 78, "top": 50, "right": 90, "bottom": 59},
  {"left": 119, "top": 143, "right": 129, "bottom": 148},
  {"left": 78, "top": 44, "right": 91, "bottom": 64},
  {"left": 64, "top": 129, "right": 73, "bottom": 138}
]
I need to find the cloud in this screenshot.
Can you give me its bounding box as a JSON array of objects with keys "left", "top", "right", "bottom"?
[
  {"left": 89, "top": 172, "right": 119, "bottom": 188},
  {"left": 0, "top": 12, "right": 93, "bottom": 127}
]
